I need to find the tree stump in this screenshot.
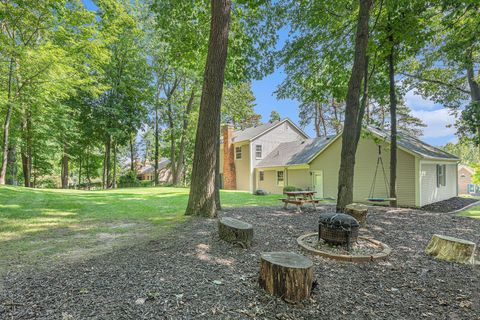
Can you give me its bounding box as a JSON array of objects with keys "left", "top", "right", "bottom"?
[
  {"left": 259, "top": 251, "right": 314, "bottom": 302},
  {"left": 345, "top": 203, "right": 369, "bottom": 227},
  {"left": 218, "top": 217, "right": 253, "bottom": 248},
  {"left": 425, "top": 234, "right": 476, "bottom": 264}
]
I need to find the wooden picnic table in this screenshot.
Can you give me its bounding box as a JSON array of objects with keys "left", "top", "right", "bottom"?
[{"left": 281, "top": 191, "right": 319, "bottom": 212}]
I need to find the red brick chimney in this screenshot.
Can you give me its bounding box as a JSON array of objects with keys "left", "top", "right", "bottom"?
[{"left": 223, "top": 124, "right": 236, "bottom": 189}]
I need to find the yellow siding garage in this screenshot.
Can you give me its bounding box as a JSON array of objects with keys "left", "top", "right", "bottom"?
[{"left": 309, "top": 134, "right": 417, "bottom": 207}]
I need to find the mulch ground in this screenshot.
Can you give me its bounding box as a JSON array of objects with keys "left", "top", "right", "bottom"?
[
  {"left": 1, "top": 205, "right": 479, "bottom": 320},
  {"left": 420, "top": 197, "right": 479, "bottom": 213}
]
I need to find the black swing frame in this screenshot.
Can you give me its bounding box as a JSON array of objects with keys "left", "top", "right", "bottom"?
[{"left": 366, "top": 145, "right": 396, "bottom": 202}]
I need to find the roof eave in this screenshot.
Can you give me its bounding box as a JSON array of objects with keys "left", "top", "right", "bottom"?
[
  {"left": 306, "top": 133, "right": 343, "bottom": 164},
  {"left": 249, "top": 118, "right": 310, "bottom": 142}
]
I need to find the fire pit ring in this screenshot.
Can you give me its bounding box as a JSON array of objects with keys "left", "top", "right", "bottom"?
[{"left": 318, "top": 212, "right": 359, "bottom": 250}]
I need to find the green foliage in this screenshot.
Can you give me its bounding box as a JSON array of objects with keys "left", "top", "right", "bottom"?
[
  {"left": 441, "top": 139, "right": 480, "bottom": 166},
  {"left": 283, "top": 185, "right": 302, "bottom": 193},
  {"left": 222, "top": 83, "right": 261, "bottom": 129},
  {"left": 403, "top": 1, "right": 480, "bottom": 143},
  {"left": 269, "top": 110, "right": 281, "bottom": 122},
  {"left": 276, "top": 0, "right": 428, "bottom": 137},
  {"left": 119, "top": 170, "right": 140, "bottom": 188},
  {"left": 472, "top": 165, "right": 480, "bottom": 186}
]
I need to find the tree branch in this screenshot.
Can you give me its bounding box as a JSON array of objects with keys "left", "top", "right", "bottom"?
[{"left": 401, "top": 72, "right": 470, "bottom": 94}]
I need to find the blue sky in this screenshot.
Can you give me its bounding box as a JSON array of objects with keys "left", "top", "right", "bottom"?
[{"left": 82, "top": 0, "right": 457, "bottom": 146}]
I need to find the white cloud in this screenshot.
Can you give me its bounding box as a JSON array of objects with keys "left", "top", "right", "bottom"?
[
  {"left": 411, "top": 108, "right": 457, "bottom": 139},
  {"left": 405, "top": 90, "right": 437, "bottom": 111}
]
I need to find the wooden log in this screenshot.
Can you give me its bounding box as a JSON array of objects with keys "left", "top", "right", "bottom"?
[
  {"left": 425, "top": 234, "right": 476, "bottom": 264},
  {"left": 345, "top": 203, "right": 368, "bottom": 227},
  {"left": 218, "top": 217, "right": 253, "bottom": 248},
  {"left": 259, "top": 251, "right": 314, "bottom": 302}
]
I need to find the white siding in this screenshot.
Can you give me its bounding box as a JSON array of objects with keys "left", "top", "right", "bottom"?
[
  {"left": 250, "top": 121, "right": 306, "bottom": 192},
  {"left": 420, "top": 162, "right": 457, "bottom": 206},
  {"left": 251, "top": 122, "right": 306, "bottom": 169}
]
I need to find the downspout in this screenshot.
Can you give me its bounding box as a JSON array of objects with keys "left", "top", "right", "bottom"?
[{"left": 286, "top": 167, "right": 288, "bottom": 186}]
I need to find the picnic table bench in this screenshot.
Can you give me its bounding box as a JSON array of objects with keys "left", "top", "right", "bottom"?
[{"left": 280, "top": 191, "right": 320, "bottom": 212}]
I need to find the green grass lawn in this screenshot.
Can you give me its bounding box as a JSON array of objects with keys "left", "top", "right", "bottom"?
[
  {"left": 0, "top": 186, "right": 282, "bottom": 269},
  {"left": 459, "top": 205, "right": 480, "bottom": 219}
]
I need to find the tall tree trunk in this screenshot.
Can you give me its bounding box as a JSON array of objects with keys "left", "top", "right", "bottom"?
[
  {"left": 21, "top": 110, "right": 32, "bottom": 187},
  {"left": 32, "top": 149, "right": 37, "bottom": 188},
  {"left": 105, "top": 136, "right": 111, "bottom": 188},
  {"left": 336, "top": 0, "right": 372, "bottom": 212},
  {"left": 6, "top": 143, "right": 17, "bottom": 185},
  {"left": 154, "top": 97, "right": 160, "bottom": 186},
  {"left": 215, "top": 99, "right": 221, "bottom": 210},
  {"left": 78, "top": 156, "right": 82, "bottom": 188},
  {"left": 185, "top": 0, "right": 232, "bottom": 217},
  {"left": 61, "top": 145, "right": 69, "bottom": 189},
  {"left": 102, "top": 143, "right": 107, "bottom": 189},
  {"left": 388, "top": 37, "right": 398, "bottom": 207},
  {"left": 86, "top": 148, "right": 91, "bottom": 189},
  {"left": 169, "top": 128, "right": 176, "bottom": 183},
  {"left": 173, "top": 89, "right": 195, "bottom": 185},
  {"left": 112, "top": 141, "right": 117, "bottom": 189},
  {"left": 21, "top": 150, "right": 30, "bottom": 187},
  {"left": 318, "top": 102, "right": 328, "bottom": 136},
  {"left": 314, "top": 102, "right": 321, "bottom": 137},
  {"left": 130, "top": 135, "right": 135, "bottom": 171},
  {"left": 0, "top": 58, "right": 15, "bottom": 185}
]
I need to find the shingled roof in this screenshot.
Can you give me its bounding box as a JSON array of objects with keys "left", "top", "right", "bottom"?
[
  {"left": 257, "top": 126, "right": 458, "bottom": 168},
  {"left": 257, "top": 136, "right": 334, "bottom": 168},
  {"left": 224, "top": 118, "right": 309, "bottom": 143},
  {"left": 367, "top": 126, "right": 459, "bottom": 160},
  {"left": 232, "top": 120, "right": 281, "bottom": 142}
]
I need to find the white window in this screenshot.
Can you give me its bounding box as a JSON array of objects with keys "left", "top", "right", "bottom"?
[
  {"left": 259, "top": 171, "right": 264, "bottom": 181},
  {"left": 235, "top": 146, "right": 242, "bottom": 160},
  {"left": 277, "top": 171, "right": 284, "bottom": 186},
  {"left": 255, "top": 145, "right": 263, "bottom": 159},
  {"left": 437, "top": 164, "right": 446, "bottom": 187}
]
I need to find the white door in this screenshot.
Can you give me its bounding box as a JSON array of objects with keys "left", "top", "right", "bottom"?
[{"left": 313, "top": 171, "right": 323, "bottom": 198}]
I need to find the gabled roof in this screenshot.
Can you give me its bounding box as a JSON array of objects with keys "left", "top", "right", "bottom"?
[
  {"left": 257, "top": 136, "right": 335, "bottom": 168},
  {"left": 367, "top": 126, "right": 459, "bottom": 161},
  {"left": 256, "top": 126, "right": 459, "bottom": 169},
  {"left": 231, "top": 118, "right": 309, "bottom": 143},
  {"left": 138, "top": 158, "right": 170, "bottom": 174},
  {"left": 459, "top": 164, "right": 474, "bottom": 174}
]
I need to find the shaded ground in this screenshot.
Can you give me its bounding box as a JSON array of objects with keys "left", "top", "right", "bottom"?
[
  {"left": 420, "top": 197, "right": 478, "bottom": 213},
  {"left": 0, "top": 186, "right": 283, "bottom": 272},
  {"left": 1, "top": 205, "right": 479, "bottom": 319}
]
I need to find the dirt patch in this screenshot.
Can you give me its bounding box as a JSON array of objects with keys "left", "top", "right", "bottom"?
[
  {"left": 0, "top": 206, "right": 479, "bottom": 319},
  {"left": 420, "top": 197, "right": 478, "bottom": 213}
]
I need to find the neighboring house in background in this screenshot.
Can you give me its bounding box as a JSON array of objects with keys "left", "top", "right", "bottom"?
[
  {"left": 137, "top": 158, "right": 171, "bottom": 183},
  {"left": 458, "top": 164, "right": 478, "bottom": 194},
  {"left": 220, "top": 119, "right": 460, "bottom": 207}
]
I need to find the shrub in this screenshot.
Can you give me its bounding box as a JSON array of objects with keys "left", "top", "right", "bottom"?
[
  {"left": 283, "top": 185, "right": 301, "bottom": 193},
  {"left": 119, "top": 170, "right": 140, "bottom": 188},
  {"left": 139, "top": 180, "right": 154, "bottom": 187},
  {"left": 255, "top": 189, "right": 268, "bottom": 196}
]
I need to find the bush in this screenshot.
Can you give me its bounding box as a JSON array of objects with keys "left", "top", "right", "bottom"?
[
  {"left": 139, "top": 180, "right": 154, "bottom": 187},
  {"left": 283, "top": 185, "right": 301, "bottom": 193},
  {"left": 255, "top": 189, "right": 268, "bottom": 196},
  {"left": 77, "top": 181, "right": 102, "bottom": 190},
  {"left": 119, "top": 170, "right": 140, "bottom": 188}
]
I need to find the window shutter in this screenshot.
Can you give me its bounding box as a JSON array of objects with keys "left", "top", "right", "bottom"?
[
  {"left": 436, "top": 165, "right": 440, "bottom": 187},
  {"left": 442, "top": 165, "right": 446, "bottom": 186}
]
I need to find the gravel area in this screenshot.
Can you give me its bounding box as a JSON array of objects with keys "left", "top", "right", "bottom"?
[
  {"left": 420, "top": 197, "right": 479, "bottom": 213},
  {"left": 1, "top": 205, "right": 479, "bottom": 319}
]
